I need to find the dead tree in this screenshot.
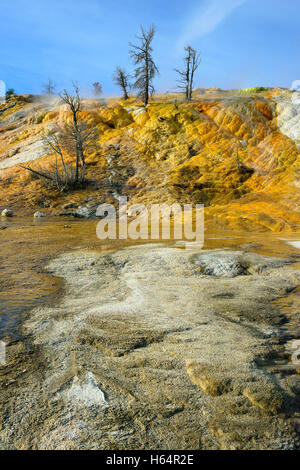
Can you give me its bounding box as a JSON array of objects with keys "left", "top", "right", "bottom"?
[
  {"left": 129, "top": 24, "right": 159, "bottom": 106},
  {"left": 21, "top": 127, "right": 73, "bottom": 191},
  {"left": 113, "top": 67, "right": 130, "bottom": 100},
  {"left": 22, "top": 83, "right": 98, "bottom": 190},
  {"left": 174, "top": 46, "right": 192, "bottom": 100},
  {"left": 60, "top": 120, "right": 98, "bottom": 182},
  {"left": 189, "top": 48, "right": 201, "bottom": 100},
  {"left": 92, "top": 82, "right": 103, "bottom": 96},
  {"left": 22, "top": 121, "right": 98, "bottom": 191},
  {"left": 42, "top": 78, "right": 56, "bottom": 96},
  {"left": 175, "top": 46, "right": 201, "bottom": 101},
  {"left": 60, "top": 83, "right": 85, "bottom": 184}
]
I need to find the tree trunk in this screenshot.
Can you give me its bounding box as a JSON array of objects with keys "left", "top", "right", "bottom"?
[
  {"left": 73, "top": 110, "right": 85, "bottom": 180},
  {"left": 189, "top": 71, "right": 193, "bottom": 101},
  {"left": 145, "top": 53, "right": 149, "bottom": 106},
  {"left": 121, "top": 76, "right": 128, "bottom": 100},
  {"left": 75, "top": 154, "right": 79, "bottom": 183},
  {"left": 186, "top": 57, "right": 190, "bottom": 100}
]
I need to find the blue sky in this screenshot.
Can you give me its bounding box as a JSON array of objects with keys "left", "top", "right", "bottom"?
[{"left": 1, "top": 0, "right": 299, "bottom": 96}]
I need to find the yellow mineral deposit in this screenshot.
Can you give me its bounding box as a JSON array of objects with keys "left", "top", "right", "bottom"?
[{"left": 0, "top": 88, "right": 299, "bottom": 232}]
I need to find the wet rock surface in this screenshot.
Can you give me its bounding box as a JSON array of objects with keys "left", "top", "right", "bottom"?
[
  {"left": 192, "top": 250, "right": 291, "bottom": 277},
  {"left": 0, "top": 246, "right": 300, "bottom": 450},
  {"left": 1, "top": 208, "right": 13, "bottom": 217}
]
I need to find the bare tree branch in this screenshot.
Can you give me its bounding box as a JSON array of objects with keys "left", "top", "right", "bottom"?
[{"left": 20, "top": 165, "right": 54, "bottom": 181}]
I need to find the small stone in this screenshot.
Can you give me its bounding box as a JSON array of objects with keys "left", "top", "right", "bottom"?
[
  {"left": 1, "top": 209, "right": 13, "bottom": 217},
  {"left": 33, "top": 211, "right": 46, "bottom": 218},
  {"left": 65, "top": 372, "right": 107, "bottom": 408}
]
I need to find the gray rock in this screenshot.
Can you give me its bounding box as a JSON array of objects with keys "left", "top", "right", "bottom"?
[
  {"left": 193, "top": 251, "right": 249, "bottom": 277},
  {"left": 59, "top": 206, "right": 94, "bottom": 218},
  {"left": 1, "top": 209, "right": 13, "bottom": 217},
  {"left": 7, "top": 147, "right": 20, "bottom": 158},
  {"left": 192, "top": 250, "right": 290, "bottom": 278},
  {"left": 33, "top": 211, "right": 46, "bottom": 218},
  {"left": 63, "top": 372, "right": 107, "bottom": 408},
  {"left": 76, "top": 206, "right": 94, "bottom": 218}
]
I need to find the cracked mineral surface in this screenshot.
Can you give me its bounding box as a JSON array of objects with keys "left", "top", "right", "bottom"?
[{"left": 1, "top": 243, "right": 300, "bottom": 450}]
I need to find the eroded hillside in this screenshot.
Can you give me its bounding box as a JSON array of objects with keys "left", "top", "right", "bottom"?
[{"left": 0, "top": 88, "right": 299, "bottom": 231}]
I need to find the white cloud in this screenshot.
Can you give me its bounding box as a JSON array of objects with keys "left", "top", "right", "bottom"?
[{"left": 177, "top": 0, "right": 247, "bottom": 49}]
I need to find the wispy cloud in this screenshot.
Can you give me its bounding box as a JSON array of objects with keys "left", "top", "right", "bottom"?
[{"left": 177, "top": 0, "right": 247, "bottom": 49}]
